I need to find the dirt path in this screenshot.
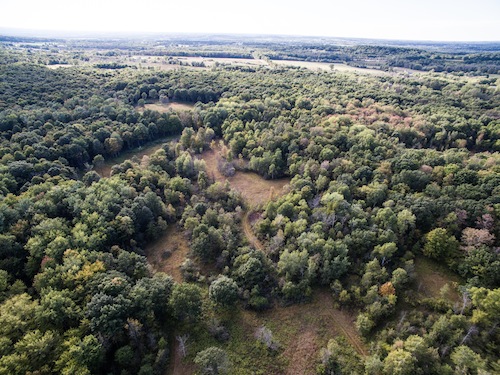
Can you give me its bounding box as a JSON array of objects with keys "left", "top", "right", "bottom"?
[
  {"left": 283, "top": 330, "right": 318, "bottom": 375},
  {"left": 166, "top": 339, "right": 195, "bottom": 375},
  {"left": 242, "top": 211, "right": 264, "bottom": 252},
  {"left": 316, "top": 291, "right": 368, "bottom": 357}
]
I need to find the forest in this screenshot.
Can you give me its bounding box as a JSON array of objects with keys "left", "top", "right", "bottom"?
[{"left": 0, "top": 36, "right": 499, "bottom": 374}]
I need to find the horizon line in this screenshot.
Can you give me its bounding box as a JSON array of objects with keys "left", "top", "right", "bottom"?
[{"left": 1, "top": 27, "right": 500, "bottom": 45}]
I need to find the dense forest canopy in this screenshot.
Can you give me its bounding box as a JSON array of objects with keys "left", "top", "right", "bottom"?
[{"left": 0, "top": 37, "right": 499, "bottom": 374}]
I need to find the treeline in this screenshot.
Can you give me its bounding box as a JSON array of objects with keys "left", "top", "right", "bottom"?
[
  {"left": 263, "top": 44, "right": 500, "bottom": 74},
  {"left": 5, "top": 36, "right": 499, "bottom": 75}
]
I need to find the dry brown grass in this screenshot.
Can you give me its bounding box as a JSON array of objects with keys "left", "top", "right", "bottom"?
[
  {"left": 237, "top": 289, "right": 366, "bottom": 374},
  {"left": 145, "top": 225, "right": 190, "bottom": 283},
  {"left": 138, "top": 102, "right": 195, "bottom": 113},
  {"left": 200, "top": 149, "right": 290, "bottom": 208}
]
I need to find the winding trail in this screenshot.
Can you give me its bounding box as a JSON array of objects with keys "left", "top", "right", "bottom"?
[
  {"left": 316, "top": 290, "right": 368, "bottom": 357},
  {"left": 166, "top": 339, "right": 195, "bottom": 375},
  {"left": 242, "top": 211, "right": 265, "bottom": 252}
]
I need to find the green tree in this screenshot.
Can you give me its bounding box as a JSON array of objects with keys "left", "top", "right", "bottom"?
[
  {"left": 194, "top": 347, "right": 230, "bottom": 375},
  {"left": 423, "top": 228, "right": 459, "bottom": 261},
  {"left": 373, "top": 242, "right": 397, "bottom": 266},
  {"left": 278, "top": 249, "right": 309, "bottom": 282},
  {"left": 209, "top": 276, "right": 239, "bottom": 308},
  {"left": 39, "top": 288, "right": 81, "bottom": 329},
  {"left": 0, "top": 293, "right": 39, "bottom": 341},
  {"left": 383, "top": 348, "right": 416, "bottom": 375},
  {"left": 450, "top": 346, "right": 487, "bottom": 375},
  {"left": 170, "top": 283, "right": 203, "bottom": 321},
  {"left": 55, "top": 334, "right": 103, "bottom": 375}
]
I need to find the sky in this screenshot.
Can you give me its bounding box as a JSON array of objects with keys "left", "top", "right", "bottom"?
[{"left": 0, "top": 0, "right": 499, "bottom": 41}]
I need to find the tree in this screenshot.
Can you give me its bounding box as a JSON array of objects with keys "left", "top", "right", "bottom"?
[
  {"left": 176, "top": 334, "right": 189, "bottom": 358},
  {"left": 391, "top": 268, "right": 409, "bottom": 290},
  {"left": 55, "top": 335, "right": 103, "bottom": 375},
  {"left": 130, "top": 273, "right": 174, "bottom": 320},
  {"left": 194, "top": 347, "right": 230, "bottom": 375},
  {"left": 39, "top": 288, "right": 81, "bottom": 329},
  {"left": 461, "top": 227, "right": 495, "bottom": 248},
  {"left": 373, "top": 242, "right": 397, "bottom": 266},
  {"left": 318, "top": 337, "right": 363, "bottom": 375},
  {"left": 0, "top": 293, "right": 39, "bottom": 341},
  {"left": 469, "top": 287, "right": 500, "bottom": 327},
  {"left": 423, "top": 228, "right": 459, "bottom": 261},
  {"left": 397, "top": 209, "right": 416, "bottom": 236},
  {"left": 320, "top": 240, "right": 350, "bottom": 285},
  {"left": 86, "top": 293, "right": 132, "bottom": 338},
  {"left": 450, "top": 346, "right": 487, "bottom": 375},
  {"left": 12, "top": 330, "right": 60, "bottom": 373},
  {"left": 356, "top": 313, "right": 375, "bottom": 336},
  {"left": 209, "top": 276, "right": 239, "bottom": 307},
  {"left": 383, "top": 348, "right": 415, "bottom": 375},
  {"left": 255, "top": 326, "right": 279, "bottom": 351},
  {"left": 169, "top": 283, "right": 203, "bottom": 322},
  {"left": 278, "top": 249, "right": 309, "bottom": 282}
]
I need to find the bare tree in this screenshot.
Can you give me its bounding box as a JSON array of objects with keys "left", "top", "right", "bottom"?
[
  {"left": 460, "top": 325, "right": 478, "bottom": 345},
  {"left": 255, "top": 326, "right": 279, "bottom": 351},
  {"left": 458, "top": 289, "right": 470, "bottom": 315},
  {"left": 176, "top": 334, "right": 190, "bottom": 358}
]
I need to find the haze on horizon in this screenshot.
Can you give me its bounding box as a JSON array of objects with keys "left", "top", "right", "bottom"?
[{"left": 1, "top": 0, "right": 499, "bottom": 42}]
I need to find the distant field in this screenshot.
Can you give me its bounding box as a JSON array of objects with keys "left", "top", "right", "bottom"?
[
  {"left": 195, "top": 57, "right": 269, "bottom": 67},
  {"left": 46, "top": 64, "right": 74, "bottom": 69},
  {"left": 271, "top": 60, "right": 389, "bottom": 76},
  {"left": 138, "top": 101, "right": 195, "bottom": 113}
]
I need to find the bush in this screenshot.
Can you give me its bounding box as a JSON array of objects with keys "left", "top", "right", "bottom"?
[{"left": 194, "top": 347, "right": 230, "bottom": 375}]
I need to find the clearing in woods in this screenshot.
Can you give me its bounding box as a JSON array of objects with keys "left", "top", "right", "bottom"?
[
  {"left": 271, "top": 60, "right": 390, "bottom": 76},
  {"left": 200, "top": 148, "right": 290, "bottom": 208},
  {"left": 200, "top": 147, "right": 289, "bottom": 252},
  {"left": 266, "top": 289, "right": 367, "bottom": 375},
  {"left": 141, "top": 146, "right": 362, "bottom": 375},
  {"left": 93, "top": 135, "right": 178, "bottom": 177},
  {"left": 414, "top": 256, "right": 462, "bottom": 303},
  {"left": 231, "top": 289, "right": 366, "bottom": 375},
  {"left": 169, "top": 289, "right": 366, "bottom": 375},
  {"left": 145, "top": 225, "right": 190, "bottom": 283},
  {"left": 137, "top": 101, "right": 195, "bottom": 113}
]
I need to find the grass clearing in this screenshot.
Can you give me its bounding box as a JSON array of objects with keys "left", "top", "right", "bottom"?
[
  {"left": 93, "top": 135, "right": 177, "bottom": 177},
  {"left": 171, "top": 289, "right": 365, "bottom": 375},
  {"left": 137, "top": 101, "right": 195, "bottom": 113},
  {"left": 200, "top": 147, "right": 289, "bottom": 254},
  {"left": 200, "top": 149, "right": 290, "bottom": 208},
  {"left": 414, "top": 256, "right": 462, "bottom": 303},
  {"left": 145, "top": 225, "right": 190, "bottom": 283},
  {"left": 271, "top": 60, "right": 390, "bottom": 76}
]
